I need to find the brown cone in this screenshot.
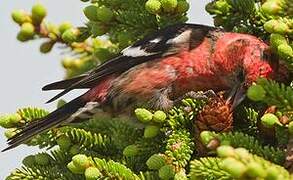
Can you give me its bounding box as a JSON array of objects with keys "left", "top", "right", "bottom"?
[{"left": 196, "top": 94, "right": 233, "bottom": 132}]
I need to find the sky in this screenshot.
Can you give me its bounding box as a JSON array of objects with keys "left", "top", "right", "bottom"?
[{"left": 0, "top": 1, "right": 213, "bottom": 178}]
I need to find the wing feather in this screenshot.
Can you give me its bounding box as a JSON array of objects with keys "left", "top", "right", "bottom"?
[{"left": 46, "top": 24, "right": 216, "bottom": 103}]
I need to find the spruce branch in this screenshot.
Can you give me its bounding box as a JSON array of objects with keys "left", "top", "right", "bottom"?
[
  {"left": 138, "top": 171, "right": 160, "bottom": 180},
  {"left": 165, "top": 129, "right": 194, "bottom": 169},
  {"left": 65, "top": 128, "right": 114, "bottom": 154},
  {"left": 92, "top": 157, "right": 140, "bottom": 179},
  {"left": 7, "top": 151, "right": 81, "bottom": 180},
  {"left": 190, "top": 145, "right": 292, "bottom": 179},
  {"left": 200, "top": 131, "right": 285, "bottom": 164},
  {"left": 67, "top": 154, "right": 140, "bottom": 179},
  {"left": 168, "top": 98, "right": 207, "bottom": 130},
  {"left": 233, "top": 106, "right": 259, "bottom": 135},
  {"left": 216, "top": 146, "right": 292, "bottom": 179},
  {"left": 122, "top": 134, "right": 164, "bottom": 172},
  {"left": 249, "top": 78, "right": 293, "bottom": 113},
  {"left": 189, "top": 157, "right": 232, "bottom": 180}
]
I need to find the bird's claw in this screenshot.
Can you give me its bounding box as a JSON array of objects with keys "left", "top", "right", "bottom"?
[{"left": 174, "top": 90, "right": 217, "bottom": 105}]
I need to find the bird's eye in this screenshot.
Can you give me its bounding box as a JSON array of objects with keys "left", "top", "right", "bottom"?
[
  {"left": 261, "top": 48, "right": 279, "bottom": 71},
  {"left": 259, "top": 66, "right": 264, "bottom": 74}
]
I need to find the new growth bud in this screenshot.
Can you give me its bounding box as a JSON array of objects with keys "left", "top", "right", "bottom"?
[
  {"left": 161, "top": 0, "right": 178, "bottom": 12},
  {"left": 135, "top": 108, "right": 153, "bottom": 123},
  {"left": 146, "top": 154, "right": 166, "bottom": 170},
  {"left": 18, "top": 22, "right": 35, "bottom": 41},
  {"left": 59, "top": 22, "right": 73, "bottom": 35},
  {"left": 31, "top": 4, "right": 47, "bottom": 24},
  {"left": 246, "top": 162, "right": 266, "bottom": 178},
  {"left": 56, "top": 135, "right": 72, "bottom": 151},
  {"left": 4, "top": 128, "right": 18, "bottom": 139},
  {"left": 96, "top": 6, "right": 114, "bottom": 23},
  {"left": 34, "top": 153, "right": 51, "bottom": 166},
  {"left": 220, "top": 157, "right": 247, "bottom": 178},
  {"left": 123, "top": 145, "right": 139, "bottom": 157},
  {"left": 266, "top": 167, "right": 280, "bottom": 179},
  {"left": 277, "top": 44, "right": 293, "bottom": 59},
  {"left": 270, "top": 33, "right": 288, "bottom": 51},
  {"left": 84, "top": 167, "right": 102, "bottom": 180},
  {"left": 62, "top": 28, "right": 80, "bottom": 43},
  {"left": 72, "top": 154, "right": 90, "bottom": 171},
  {"left": 40, "top": 41, "right": 55, "bottom": 54},
  {"left": 159, "top": 165, "right": 175, "bottom": 180},
  {"left": 144, "top": 125, "right": 160, "bottom": 138},
  {"left": 176, "top": 1, "right": 190, "bottom": 14},
  {"left": 264, "top": 20, "right": 289, "bottom": 34},
  {"left": 0, "top": 113, "right": 22, "bottom": 128},
  {"left": 247, "top": 84, "right": 266, "bottom": 101},
  {"left": 261, "top": 0, "right": 284, "bottom": 15},
  {"left": 145, "top": 0, "right": 162, "bottom": 14},
  {"left": 22, "top": 155, "right": 36, "bottom": 167},
  {"left": 200, "top": 131, "right": 215, "bottom": 145},
  {"left": 11, "top": 10, "right": 31, "bottom": 25},
  {"left": 84, "top": 5, "right": 99, "bottom": 21},
  {"left": 217, "top": 145, "right": 235, "bottom": 158},
  {"left": 153, "top": 110, "right": 167, "bottom": 123},
  {"left": 261, "top": 113, "right": 281, "bottom": 128},
  {"left": 67, "top": 162, "right": 84, "bottom": 174}
]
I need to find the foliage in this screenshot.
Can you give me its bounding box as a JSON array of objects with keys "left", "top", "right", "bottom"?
[
  {"left": 1, "top": 0, "right": 293, "bottom": 179},
  {"left": 206, "top": 0, "right": 293, "bottom": 69},
  {"left": 189, "top": 146, "right": 292, "bottom": 179}
]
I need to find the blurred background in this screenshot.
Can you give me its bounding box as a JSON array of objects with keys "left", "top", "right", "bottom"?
[{"left": 0, "top": 1, "right": 212, "bottom": 178}]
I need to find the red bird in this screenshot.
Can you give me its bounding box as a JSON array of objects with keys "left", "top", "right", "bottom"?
[{"left": 3, "top": 23, "right": 277, "bottom": 151}]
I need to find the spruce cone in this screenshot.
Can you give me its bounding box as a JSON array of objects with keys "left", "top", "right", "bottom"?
[{"left": 196, "top": 94, "right": 233, "bottom": 132}]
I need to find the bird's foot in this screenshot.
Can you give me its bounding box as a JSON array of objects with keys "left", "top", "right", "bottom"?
[{"left": 174, "top": 90, "right": 217, "bottom": 105}]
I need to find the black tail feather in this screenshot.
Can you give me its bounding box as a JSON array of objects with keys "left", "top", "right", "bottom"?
[
  {"left": 42, "top": 75, "right": 88, "bottom": 91},
  {"left": 45, "top": 89, "right": 74, "bottom": 104},
  {"left": 2, "top": 95, "right": 87, "bottom": 152}
]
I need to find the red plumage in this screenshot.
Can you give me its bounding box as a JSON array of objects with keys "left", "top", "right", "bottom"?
[
  {"left": 3, "top": 23, "right": 277, "bottom": 151},
  {"left": 85, "top": 31, "right": 274, "bottom": 110}
]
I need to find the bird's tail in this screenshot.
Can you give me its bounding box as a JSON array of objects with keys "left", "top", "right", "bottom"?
[{"left": 2, "top": 95, "right": 101, "bottom": 152}]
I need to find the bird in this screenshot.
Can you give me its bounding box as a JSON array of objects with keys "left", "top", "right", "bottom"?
[{"left": 3, "top": 23, "right": 278, "bottom": 151}]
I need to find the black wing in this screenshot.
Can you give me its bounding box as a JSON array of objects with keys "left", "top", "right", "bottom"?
[{"left": 45, "top": 23, "right": 216, "bottom": 103}]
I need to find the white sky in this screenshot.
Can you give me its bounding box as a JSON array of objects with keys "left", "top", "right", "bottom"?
[{"left": 0, "top": 1, "right": 212, "bottom": 178}]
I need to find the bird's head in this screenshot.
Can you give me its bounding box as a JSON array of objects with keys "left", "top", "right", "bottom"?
[
  {"left": 229, "top": 45, "right": 278, "bottom": 109},
  {"left": 243, "top": 46, "right": 278, "bottom": 87}
]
